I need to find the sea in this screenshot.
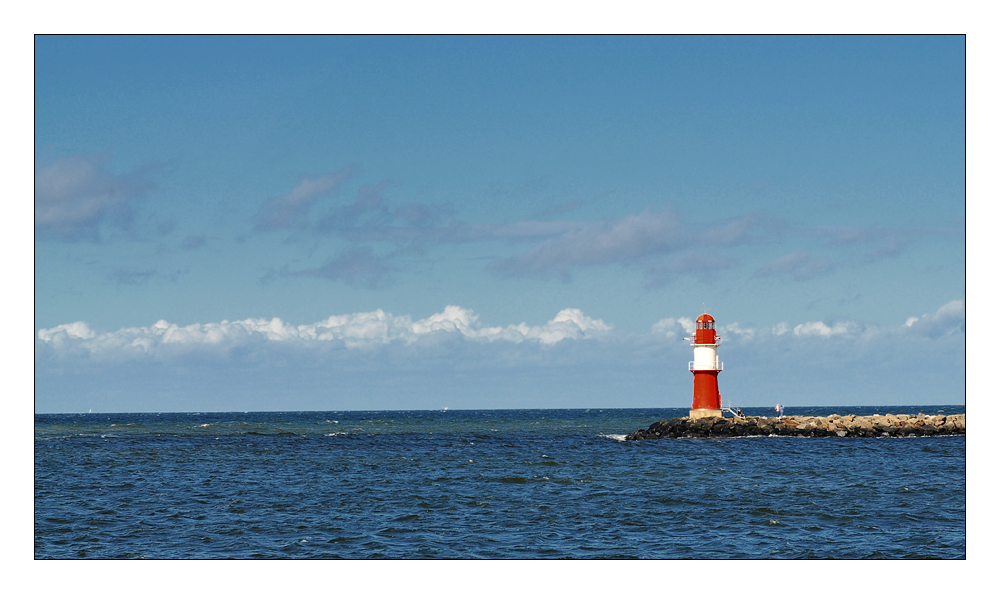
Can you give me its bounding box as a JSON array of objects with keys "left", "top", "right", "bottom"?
[{"left": 35, "top": 405, "right": 966, "bottom": 559}]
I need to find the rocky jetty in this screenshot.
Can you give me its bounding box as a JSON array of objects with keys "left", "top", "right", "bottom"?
[{"left": 625, "top": 413, "right": 966, "bottom": 440}]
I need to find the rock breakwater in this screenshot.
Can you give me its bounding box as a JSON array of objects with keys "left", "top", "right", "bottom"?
[{"left": 625, "top": 413, "right": 966, "bottom": 440}]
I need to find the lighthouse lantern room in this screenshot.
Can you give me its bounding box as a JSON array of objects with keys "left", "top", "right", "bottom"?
[{"left": 685, "top": 313, "right": 723, "bottom": 419}]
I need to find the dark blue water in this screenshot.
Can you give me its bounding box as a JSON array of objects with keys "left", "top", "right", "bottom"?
[{"left": 35, "top": 406, "right": 965, "bottom": 559}]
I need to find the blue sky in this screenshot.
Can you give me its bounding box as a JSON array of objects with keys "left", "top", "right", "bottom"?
[{"left": 34, "top": 35, "right": 966, "bottom": 413}]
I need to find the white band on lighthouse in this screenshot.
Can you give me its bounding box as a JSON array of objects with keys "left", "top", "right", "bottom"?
[{"left": 690, "top": 342, "right": 722, "bottom": 370}]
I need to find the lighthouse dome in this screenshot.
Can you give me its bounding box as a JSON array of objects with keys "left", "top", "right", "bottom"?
[{"left": 695, "top": 313, "right": 716, "bottom": 331}]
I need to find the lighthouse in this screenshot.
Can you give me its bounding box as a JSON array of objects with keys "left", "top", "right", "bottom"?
[{"left": 685, "top": 313, "right": 723, "bottom": 419}]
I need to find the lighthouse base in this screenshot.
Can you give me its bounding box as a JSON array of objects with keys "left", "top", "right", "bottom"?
[{"left": 689, "top": 408, "right": 723, "bottom": 419}]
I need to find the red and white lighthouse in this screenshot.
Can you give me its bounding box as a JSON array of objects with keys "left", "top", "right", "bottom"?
[{"left": 685, "top": 313, "right": 723, "bottom": 418}]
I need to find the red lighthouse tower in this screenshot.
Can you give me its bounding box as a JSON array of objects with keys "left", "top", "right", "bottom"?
[{"left": 685, "top": 313, "right": 723, "bottom": 419}]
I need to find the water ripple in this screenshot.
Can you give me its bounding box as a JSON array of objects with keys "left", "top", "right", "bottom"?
[{"left": 36, "top": 407, "right": 965, "bottom": 559}]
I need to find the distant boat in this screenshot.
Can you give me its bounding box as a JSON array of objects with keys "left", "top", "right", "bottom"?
[{"left": 442, "top": 407, "right": 449, "bottom": 412}]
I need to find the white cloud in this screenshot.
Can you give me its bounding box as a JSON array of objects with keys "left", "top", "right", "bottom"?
[
  {"left": 792, "top": 320, "right": 855, "bottom": 337},
  {"left": 37, "top": 322, "right": 95, "bottom": 342},
  {"left": 651, "top": 317, "right": 695, "bottom": 338},
  {"left": 37, "top": 300, "right": 965, "bottom": 366},
  {"left": 36, "top": 306, "right": 613, "bottom": 359},
  {"left": 532, "top": 308, "right": 613, "bottom": 344},
  {"left": 649, "top": 299, "right": 965, "bottom": 344},
  {"left": 721, "top": 322, "right": 756, "bottom": 340},
  {"left": 784, "top": 301, "right": 965, "bottom": 340},
  {"left": 901, "top": 299, "right": 965, "bottom": 338}
]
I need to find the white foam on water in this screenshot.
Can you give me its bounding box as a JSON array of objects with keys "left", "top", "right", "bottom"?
[
  {"left": 324, "top": 432, "right": 347, "bottom": 436},
  {"left": 195, "top": 424, "right": 212, "bottom": 428},
  {"left": 600, "top": 433, "right": 627, "bottom": 442}
]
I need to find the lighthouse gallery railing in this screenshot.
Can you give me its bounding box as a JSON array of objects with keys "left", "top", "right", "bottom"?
[{"left": 688, "top": 361, "right": 723, "bottom": 371}]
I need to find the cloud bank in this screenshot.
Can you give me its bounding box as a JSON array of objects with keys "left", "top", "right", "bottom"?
[
  {"left": 36, "top": 306, "right": 613, "bottom": 361},
  {"left": 652, "top": 299, "right": 966, "bottom": 344},
  {"left": 38, "top": 300, "right": 964, "bottom": 364}
]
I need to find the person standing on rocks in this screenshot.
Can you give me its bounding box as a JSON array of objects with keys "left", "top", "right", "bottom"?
[{"left": 775, "top": 404, "right": 784, "bottom": 418}]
